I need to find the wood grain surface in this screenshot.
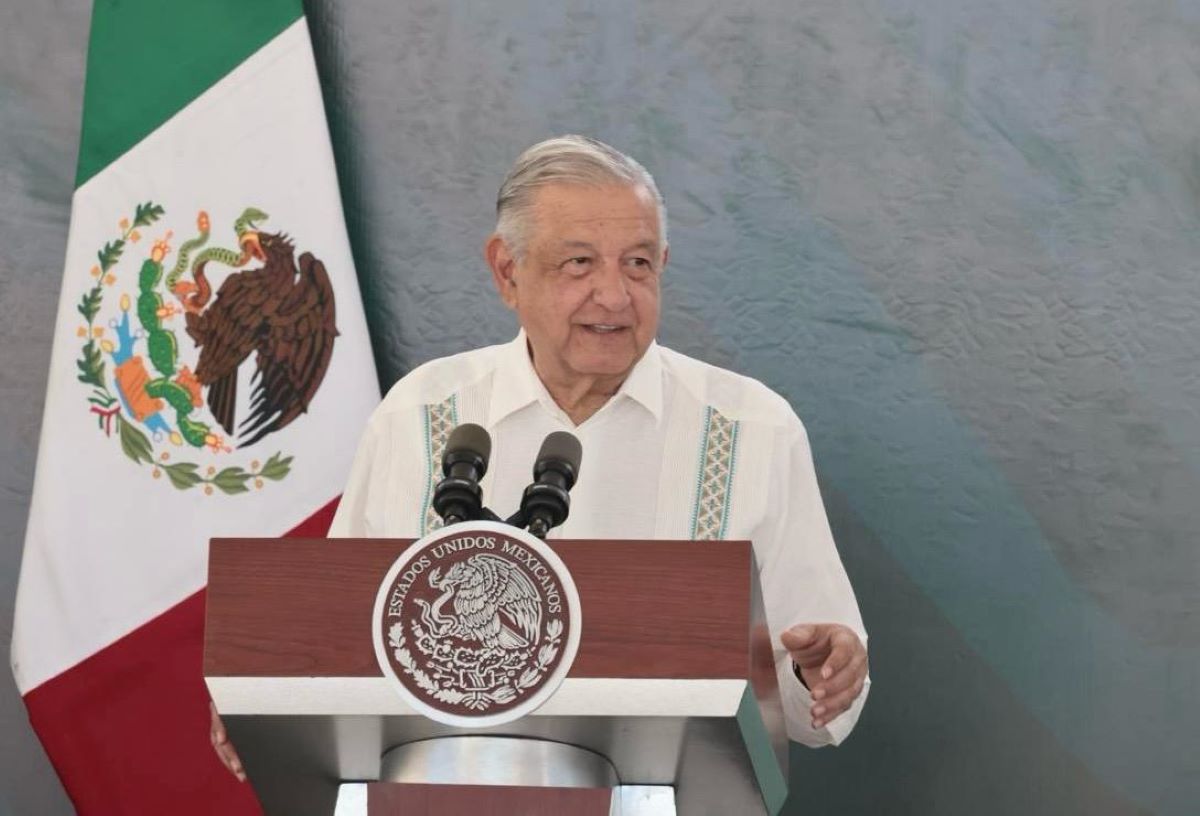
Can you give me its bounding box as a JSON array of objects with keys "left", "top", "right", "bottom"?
[
  {"left": 365, "top": 782, "right": 612, "bottom": 815},
  {"left": 204, "top": 538, "right": 751, "bottom": 679}
]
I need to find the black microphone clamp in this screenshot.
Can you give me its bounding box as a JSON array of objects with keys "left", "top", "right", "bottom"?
[{"left": 432, "top": 474, "right": 483, "bottom": 526}]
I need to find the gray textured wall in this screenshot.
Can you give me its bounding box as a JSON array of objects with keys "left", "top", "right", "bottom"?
[
  {"left": 306, "top": 4, "right": 1197, "bottom": 811},
  {"left": 4, "top": 0, "right": 1198, "bottom": 814},
  {"left": 1, "top": 0, "right": 89, "bottom": 813}
]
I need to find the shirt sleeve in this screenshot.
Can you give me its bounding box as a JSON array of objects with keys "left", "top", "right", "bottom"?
[{"left": 754, "top": 417, "right": 870, "bottom": 747}]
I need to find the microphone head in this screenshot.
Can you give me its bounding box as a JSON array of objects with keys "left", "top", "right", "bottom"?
[
  {"left": 444, "top": 423, "right": 492, "bottom": 476},
  {"left": 534, "top": 431, "right": 582, "bottom": 485}
]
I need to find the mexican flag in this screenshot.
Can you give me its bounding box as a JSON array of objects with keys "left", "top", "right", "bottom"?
[{"left": 10, "top": 1, "right": 380, "bottom": 812}]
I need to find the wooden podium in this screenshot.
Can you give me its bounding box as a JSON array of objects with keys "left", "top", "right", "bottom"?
[{"left": 204, "top": 538, "right": 788, "bottom": 815}]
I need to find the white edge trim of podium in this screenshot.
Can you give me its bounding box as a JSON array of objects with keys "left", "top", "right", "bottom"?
[{"left": 206, "top": 676, "right": 748, "bottom": 718}]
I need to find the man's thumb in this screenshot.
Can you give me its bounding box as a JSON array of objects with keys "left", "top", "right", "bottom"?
[{"left": 783, "top": 625, "right": 816, "bottom": 648}]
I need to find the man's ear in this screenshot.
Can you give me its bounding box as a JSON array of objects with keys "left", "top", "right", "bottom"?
[{"left": 485, "top": 233, "right": 518, "bottom": 310}]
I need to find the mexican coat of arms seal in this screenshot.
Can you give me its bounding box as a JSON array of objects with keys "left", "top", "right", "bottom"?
[{"left": 372, "top": 521, "right": 582, "bottom": 727}]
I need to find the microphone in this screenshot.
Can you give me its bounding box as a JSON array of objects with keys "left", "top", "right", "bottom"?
[
  {"left": 432, "top": 423, "right": 492, "bottom": 525},
  {"left": 519, "top": 431, "right": 583, "bottom": 539}
]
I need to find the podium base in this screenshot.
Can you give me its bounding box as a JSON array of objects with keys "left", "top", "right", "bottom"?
[
  {"left": 323, "top": 737, "right": 676, "bottom": 814},
  {"left": 381, "top": 735, "right": 619, "bottom": 788}
]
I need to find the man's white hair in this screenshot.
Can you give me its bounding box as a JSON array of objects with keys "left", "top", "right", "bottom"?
[{"left": 495, "top": 135, "right": 668, "bottom": 257}]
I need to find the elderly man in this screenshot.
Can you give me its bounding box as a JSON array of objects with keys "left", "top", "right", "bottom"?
[{"left": 212, "top": 135, "right": 868, "bottom": 779}]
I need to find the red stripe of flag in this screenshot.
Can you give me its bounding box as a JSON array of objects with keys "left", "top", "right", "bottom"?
[{"left": 23, "top": 496, "right": 341, "bottom": 815}]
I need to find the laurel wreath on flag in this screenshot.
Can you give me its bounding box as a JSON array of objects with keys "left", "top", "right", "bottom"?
[{"left": 73, "top": 202, "right": 293, "bottom": 495}]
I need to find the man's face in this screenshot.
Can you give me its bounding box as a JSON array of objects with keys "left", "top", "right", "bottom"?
[{"left": 488, "top": 182, "right": 667, "bottom": 391}]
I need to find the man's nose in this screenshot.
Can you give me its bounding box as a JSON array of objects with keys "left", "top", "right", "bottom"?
[{"left": 591, "top": 260, "right": 631, "bottom": 310}]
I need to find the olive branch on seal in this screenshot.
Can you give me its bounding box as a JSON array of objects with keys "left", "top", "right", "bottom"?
[
  {"left": 389, "top": 623, "right": 467, "bottom": 705},
  {"left": 389, "top": 618, "right": 564, "bottom": 711},
  {"left": 516, "top": 618, "right": 563, "bottom": 690}
]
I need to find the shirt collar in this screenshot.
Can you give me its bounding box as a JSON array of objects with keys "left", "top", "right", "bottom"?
[{"left": 487, "top": 329, "right": 663, "bottom": 426}]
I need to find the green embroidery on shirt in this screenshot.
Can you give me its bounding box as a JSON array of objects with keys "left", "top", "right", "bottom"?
[
  {"left": 691, "top": 406, "right": 739, "bottom": 540},
  {"left": 420, "top": 394, "right": 458, "bottom": 535}
]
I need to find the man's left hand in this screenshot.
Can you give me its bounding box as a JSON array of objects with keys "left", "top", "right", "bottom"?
[{"left": 780, "top": 623, "right": 867, "bottom": 730}]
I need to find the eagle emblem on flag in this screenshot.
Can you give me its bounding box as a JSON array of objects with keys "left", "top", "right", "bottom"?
[{"left": 73, "top": 201, "right": 338, "bottom": 494}]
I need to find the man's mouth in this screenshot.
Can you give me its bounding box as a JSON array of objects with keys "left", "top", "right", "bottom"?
[{"left": 582, "top": 324, "right": 626, "bottom": 334}]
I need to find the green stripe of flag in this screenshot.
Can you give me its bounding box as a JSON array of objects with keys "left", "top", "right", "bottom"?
[{"left": 75, "top": 0, "right": 303, "bottom": 188}]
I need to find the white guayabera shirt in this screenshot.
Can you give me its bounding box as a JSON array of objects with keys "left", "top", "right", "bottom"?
[{"left": 330, "top": 331, "right": 869, "bottom": 746}]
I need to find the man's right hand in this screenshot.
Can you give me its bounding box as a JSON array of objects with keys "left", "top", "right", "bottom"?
[{"left": 210, "top": 702, "right": 247, "bottom": 782}]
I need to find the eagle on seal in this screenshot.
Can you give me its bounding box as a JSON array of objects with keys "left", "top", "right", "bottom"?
[
  {"left": 421, "top": 554, "right": 543, "bottom": 651},
  {"left": 184, "top": 231, "right": 338, "bottom": 447}
]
